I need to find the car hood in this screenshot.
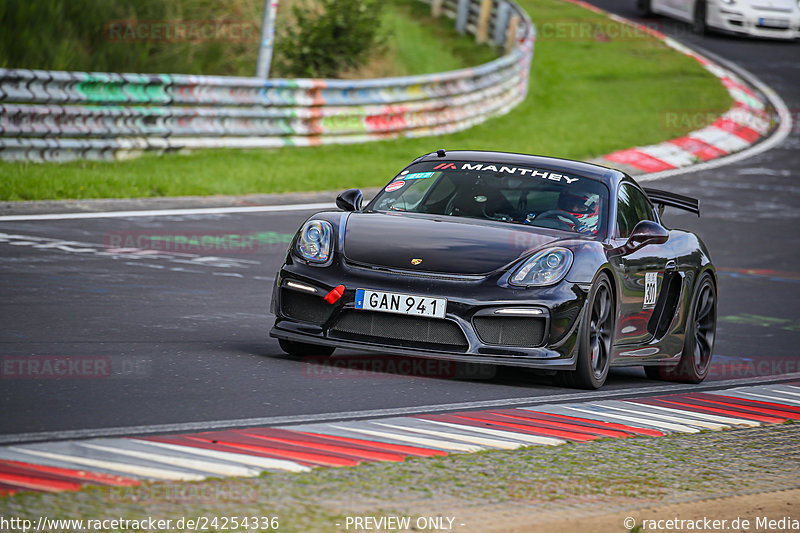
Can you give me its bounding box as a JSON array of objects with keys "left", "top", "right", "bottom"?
[{"left": 343, "top": 212, "right": 566, "bottom": 275}]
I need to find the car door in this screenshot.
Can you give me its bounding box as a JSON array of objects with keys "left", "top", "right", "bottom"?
[
  {"left": 609, "top": 183, "right": 671, "bottom": 346},
  {"left": 671, "top": 0, "right": 696, "bottom": 22},
  {"left": 652, "top": 0, "right": 692, "bottom": 21}
]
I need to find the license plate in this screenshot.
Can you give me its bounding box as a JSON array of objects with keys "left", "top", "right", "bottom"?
[
  {"left": 759, "top": 17, "right": 789, "bottom": 28},
  {"left": 355, "top": 289, "right": 447, "bottom": 319}
]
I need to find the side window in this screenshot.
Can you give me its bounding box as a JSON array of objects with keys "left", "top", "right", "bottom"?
[{"left": 616, "top": 184, "right": 656, "bottom": 238}]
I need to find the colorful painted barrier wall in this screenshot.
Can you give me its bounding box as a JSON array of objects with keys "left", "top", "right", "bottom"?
[{"left": 0, "top": 0, "right": 535, "bottom": 162}]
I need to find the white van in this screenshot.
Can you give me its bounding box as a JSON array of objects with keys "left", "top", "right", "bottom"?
[{"left": 636, "top": 0, "right": 800, "bottom": 39}]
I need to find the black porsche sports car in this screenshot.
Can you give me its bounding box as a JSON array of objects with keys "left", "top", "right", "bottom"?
[{"left": 270, "top": 150, "right": 717, "bottom": 389}]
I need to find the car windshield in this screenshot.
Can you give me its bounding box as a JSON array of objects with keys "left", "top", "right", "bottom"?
[{"left": 370, "top": 161, "right": 609, "bottom": 237}]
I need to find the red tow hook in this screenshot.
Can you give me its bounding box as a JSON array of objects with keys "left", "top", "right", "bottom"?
[{"left": 324, "top": 284, "right": 345, "bottom": 304}]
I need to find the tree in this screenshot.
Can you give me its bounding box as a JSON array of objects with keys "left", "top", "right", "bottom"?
[{"left": 274, "top": 0, "right": 385, "bottom": 79}]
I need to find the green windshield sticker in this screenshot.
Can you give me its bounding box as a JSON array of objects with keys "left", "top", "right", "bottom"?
[{"left": 404, "top": 172, "right": 436, "bottom": 180}]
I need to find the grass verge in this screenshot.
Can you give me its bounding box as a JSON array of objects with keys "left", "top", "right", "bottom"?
[
  {"left": 1, "top": 424, "right": 797, "bottom": 532},
  {"left": 0, "top": 0, "right": 732, "bottom": 201}
]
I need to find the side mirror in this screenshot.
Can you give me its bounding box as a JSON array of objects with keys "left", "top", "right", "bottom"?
[
  {"left": 628, "top": 220, "right": 669, "bottom": 247},
  {"left": 336, "top": 188, "right": 363, "bottom": 212}
]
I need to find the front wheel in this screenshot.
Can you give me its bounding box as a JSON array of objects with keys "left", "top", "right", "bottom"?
[
  {"left": 644, "top": 272, "right": 716, "bottom": 383},
  {"left": 692, "top": 0, "right": 708, "bottom": 35},
  {"left": 278, "top": 338, "right": 335, "bottom": 359},
  {"left": 564, "top": 272, "right": 615, "bottom": 389}
]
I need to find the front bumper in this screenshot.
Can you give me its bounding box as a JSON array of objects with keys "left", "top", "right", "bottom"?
[
  {"left": 269, "top": 258, "right": 589, "bottom": 370},
  {"left": 709, "top": 2, "right": 800, "bottom": 39}
]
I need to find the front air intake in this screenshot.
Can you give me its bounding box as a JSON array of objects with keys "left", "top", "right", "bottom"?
[
  {"left": 281, "top": 288, "right": 335, "bottom": 325},
  {"left": 473, "top": 316, "right": 546, "bottom": 347},
  {"left": 330, "top": 311, "right": 468, "bottom": 351}
]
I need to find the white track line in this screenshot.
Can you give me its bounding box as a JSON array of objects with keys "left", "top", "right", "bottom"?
[
  {"left": 712, "top": 390, "right": 800, "bottom": 407},
  {"left": 7, "top": 447, "right": 203, "bottom": 481},
  {"left": 416, "top": 418, "right": 564, "bottom": 446},
  {"left": 595, "top": 403, "right": 727, "bottom": 430},
  {"left": 373, "top": 422, "right": 523, "bottom": 450},
  {"left": 768, "top": 387, "right": 800, "bottom": 398},
  {"left": 621, "top": 401, "right": 758, "bottom": 427},
  {"left": 77, "top": 442, "right": 259, "bottom": 477},
  {"left": 555, "top": 406, "right": 699, "bottom": 433},
  {"left": 3, "top": 373, "right": 799, "bottom": 446},
  {"left": 132, "top": 440, "right": 310, "bottom": 473},
  {"left": 329, "top": 425, "right": 481, "bottom": 452},
  {"left": 0, "top": 202, "right": 335, "bottom": 222}
]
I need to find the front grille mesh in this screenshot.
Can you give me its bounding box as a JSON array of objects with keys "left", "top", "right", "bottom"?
[
  {"left": 330, "top": 311, "right": 468, "bottom": 350},
  {"left": 281, "top": 289, "right": 334, "bottom": 325},
  {"left": 473, "top": 316, "right": 546, "bottom": 347}
]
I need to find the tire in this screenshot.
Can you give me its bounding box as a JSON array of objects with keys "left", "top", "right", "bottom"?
[
  {"left": 635, "top": 0, "right": 653, "bottom": 17},
  {"left": 644, "top": 272, "right": 716, "bottom": 383},
  {"left": 278, "top": 338, "right": 335, "bottom": 359},
  {"left": 692, "top": 0, "right": 708, "bottom": 35},
  {"left": 565, "top": 272, "right": 615, "bottom": 390}
]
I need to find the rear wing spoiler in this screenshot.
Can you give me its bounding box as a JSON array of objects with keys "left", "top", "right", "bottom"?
[{"left": 644, "top": 188, "right": 700, "bottom": 217}]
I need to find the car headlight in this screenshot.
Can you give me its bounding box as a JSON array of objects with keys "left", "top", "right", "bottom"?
[
  {"left": 719, "top": 0, "right": 735, "bottom": 4},
  {"left": 295, "top": 220, "right": 333, "bottom": 263},
  {"left": 510, "top": 247, "right": 573, "bottom": 287}
]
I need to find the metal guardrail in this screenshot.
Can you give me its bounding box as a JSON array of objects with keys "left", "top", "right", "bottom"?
[{"left": 0, "top": 0, "right": 534, "bottom": 162}]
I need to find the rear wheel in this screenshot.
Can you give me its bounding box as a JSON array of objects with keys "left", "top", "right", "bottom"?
[
  {"left": 692, "top": 0, "right": 708, "bottom": 35},
  {"left": 644, "top": 272, "right": 716, "bottom": 383},
  {"left": 565, "top": 272, "right": 615, "bottom": 389},
  {"left": 278, "top": 338, "right": 335, "bottom": 359}
]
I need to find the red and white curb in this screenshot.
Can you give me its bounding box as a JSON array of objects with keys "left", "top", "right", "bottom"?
[
  {"left": 566, "top": 0, "right": 788, "bottom": 178},
  {"left": 1, "top": 382, "right": 799, "bottom": 495}
]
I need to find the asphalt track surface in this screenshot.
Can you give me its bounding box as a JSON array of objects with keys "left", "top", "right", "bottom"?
[{"left": 1, "top": 8, "right": 798, "bottom": 441}]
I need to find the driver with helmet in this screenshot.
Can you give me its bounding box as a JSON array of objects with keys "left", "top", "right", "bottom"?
[
  {"left": 527, "top": 190, "right": 600, "bottom": 235},
  {"left": 557, "top": 190, "right": 600, "bottom": 235}
]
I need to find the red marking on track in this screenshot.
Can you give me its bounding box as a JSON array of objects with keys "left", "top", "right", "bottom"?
[
  {"left": 499, "top": 409, "right": 664, "bottom": 437},
  {"left": 0, "top": 472, "right": 82, "bottom": 492},
  {"left": 688, "top": 393, "right": 800, "bottom": 418},
  {"left": 0, "top": 484, "right": 19, "bottom": 496},
  {"left": 712, "top": 118, "right": 760, "bottom": 143},
  {"left": 720, "top": 77, "right": 758, "bottom": 100},
  {"left": 731, "top": 101, "right": 769, "bottom": 121},
  {"left": 669, "top": 136, "right": 726, "bottom": 161},
  {"left": 0, "top": 460, "right": 137, "bottom": 487},
  {"left": 238, "top": 428, "right": 406, "bottom": 462},
  {"left": 420, "top": 413, "right": 598, "bottom": 442},
  {"left": 188, "top": 431, "right": 362, "bottom": 467},
  {"left": 648, "top": 398, "right": 782, "bottom": 424},
  {"left": 139, "top": 435, "right": 315, "bottom": 467},
  {"left": 605, "top": 149, "right": 676, "bottom": 173},
  {"left": 490, "top": 410, "right": 631, "bottom": 438},
  {"left": 300, "top": 432, "right": 446, "bottom": 457}
]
